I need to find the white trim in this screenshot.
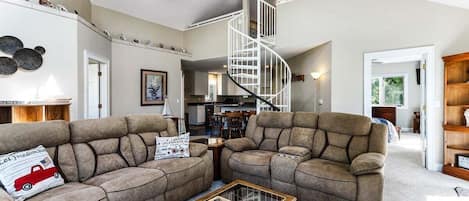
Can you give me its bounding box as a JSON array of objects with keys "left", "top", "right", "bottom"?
[
  {"left": 364, "top": 45, "right": 437, "bottom": 171},
  {"left": 83, "top": 50, "right": 111, "bottom": 119},
  {"left": 185, "top": 10, "right": 242, "bottom": 30},
  {"left": 371, "top": 73, "right": 409, "bottom": 109},
  {"left": 111, "top": 39, "right": 192, "bottom": 57}
]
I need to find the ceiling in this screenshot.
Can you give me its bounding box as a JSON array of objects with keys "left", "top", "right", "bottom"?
[
  {"left": 427, "top": 0, "right": 469, "bottom": 10},
  {"left": 91, "top": 0, "right": 242, "bottom": 30}
]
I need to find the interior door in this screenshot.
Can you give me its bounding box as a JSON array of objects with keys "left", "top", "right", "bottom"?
[
  {"left": 419, "top": 58, "right": 428, "bottom": 168},
  {"left": 87, "top": 61, "right": 101, "bottom": 119}
]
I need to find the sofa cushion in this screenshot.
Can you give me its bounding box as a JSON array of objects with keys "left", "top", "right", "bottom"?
[
  {"left": 224, "top": 138, "right": 257, "bottom": 152},
  {"left": 296, "top": 159, "right": 357, "bottom": 201},
  {"left": 257, "top": 112, "right": 294, "bottom": 128},
  {"left": 84, "top": 167, "right": 167, "bottom": 201},
  {"left": 350, "top": 153, "right": 385, "bottom": 175},
  {"left": 318, "top": 112, "right": 371, "bottom": 136},
  {"left": 293, "top": 112, "right": 318, "bottom": 128},
  {"left": 279, "top": 146, "right": 311, "bottom": 157},
  {"left": 139, "top": 157, "right": 205, "bottom": 190},
  {"left": 0, "top": 121, "right": 69, "bottom": 154},
  {"left": 126, "top": 114, "right": 168, "bottom": 133},
  {"left": 70, "top": 117, "right": 128, "bottom": 143},
  {"left": 229, "top": 150, "right": 276, "bottom": 178},
  {"left": 189, "top": 143, "right": 208, "bottom": 157},
  {"left": 26, "top": 182, "right": 106, "bottom": 201}
]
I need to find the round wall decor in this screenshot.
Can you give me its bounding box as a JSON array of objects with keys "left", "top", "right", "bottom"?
[
  {"left": 0, "top": 36, "right": 24, "bottom": 55},
  {"left": 13, "top": 48, "right": 43, "bottom": 70},
  {"left": 0, "top": 57, "right": 18, "bottom": 75}
]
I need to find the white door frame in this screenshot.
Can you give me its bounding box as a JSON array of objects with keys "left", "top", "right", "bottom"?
[
  {"left": 84, "top": 50, "right": 111, "bottom": 119},
  {"left": 363, "top": 45, "right": 439, "bottom": 171}
]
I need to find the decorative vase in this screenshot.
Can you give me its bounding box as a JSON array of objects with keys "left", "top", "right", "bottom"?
[{"left": 465, "top": 109, "right": 469, "bottom": 127}]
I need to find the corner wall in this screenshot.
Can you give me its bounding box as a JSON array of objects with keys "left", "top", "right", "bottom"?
[{"left": 287, "top": 42, "right": 332, "bottom": 112}]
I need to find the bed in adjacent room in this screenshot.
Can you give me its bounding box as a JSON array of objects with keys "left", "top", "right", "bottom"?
[{"left": 372, "top": 106, "right": 400, "bottom": 143}]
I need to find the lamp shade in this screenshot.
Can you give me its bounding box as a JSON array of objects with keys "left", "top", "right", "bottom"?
[{"left": 310, "top": 72, "right": 321, "bottom": 80}]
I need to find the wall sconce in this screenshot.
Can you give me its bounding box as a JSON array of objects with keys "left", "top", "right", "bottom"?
[{"left": 310, "top": 72, "right": 321, "bottom": 80}]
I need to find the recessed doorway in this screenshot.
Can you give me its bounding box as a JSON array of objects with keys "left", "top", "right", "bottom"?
[{"left": 84, "top": 51, "right": 110, "bottom": 119}]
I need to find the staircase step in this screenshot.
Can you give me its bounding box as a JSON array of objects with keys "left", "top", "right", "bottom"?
[
  {"left": 234, "top": 48, "right": 258, "bottom": 53},
  {"left": 231, "top": 57, "right": 258, "bottom": 61},
  {"left": 259, "top": 104, "right": 288, "bottom": 108},
  {"left": 230, "top": 73, "right": 258, "bottom": 79},
  {"left": 259, "top": 94, "right": 276, "bottom": 97},
  {"left": 240, "top": 83, "right": 259, "bottom": 87},
  {"left": 230, "top": 65, "right": 258, "bottom": 70}
]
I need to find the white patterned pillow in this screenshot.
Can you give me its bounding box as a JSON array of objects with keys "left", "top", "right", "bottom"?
[
  {"left": 0, "top": 145, "right": 64, "bottom": 201},
  {"left": 155, "top": 133, "right": 190, "bottom": 160}
]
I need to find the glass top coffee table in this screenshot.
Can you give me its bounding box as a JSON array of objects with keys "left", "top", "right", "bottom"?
[{"left": 197, "top": 180, "right": 297, "bottom": 201}]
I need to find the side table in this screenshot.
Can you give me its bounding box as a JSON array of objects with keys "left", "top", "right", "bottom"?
[{"left": 208, "top": 140, "right": 224, "bottom": 180}]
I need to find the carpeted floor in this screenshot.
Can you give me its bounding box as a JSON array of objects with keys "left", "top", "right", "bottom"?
[
  {"left": 190, "top": 133, "right": 469, "bottom": 201},
  {"left": 384, "top": 133, "right": 469, "bottom": 201}
]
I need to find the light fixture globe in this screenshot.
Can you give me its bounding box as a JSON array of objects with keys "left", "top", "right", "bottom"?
[{"left": 310, "top": 72, "right": 321, "bottom": 80}]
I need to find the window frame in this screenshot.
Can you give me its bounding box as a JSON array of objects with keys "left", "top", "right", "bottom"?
[{"left": 371, "top": 73, "right": 408, "bottom": 109}]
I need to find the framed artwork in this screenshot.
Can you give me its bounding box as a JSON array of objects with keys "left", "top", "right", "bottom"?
[{"left": 141, "top": 69, "right": 167, "bottom": 106}]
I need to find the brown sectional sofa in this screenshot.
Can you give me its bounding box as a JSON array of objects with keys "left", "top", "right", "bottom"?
[
  {"left": 0, "top": 115, "right": 213, "bottom": 201},
  {"left": 221, "top": 112, "right": 387, "bottom": 201}
]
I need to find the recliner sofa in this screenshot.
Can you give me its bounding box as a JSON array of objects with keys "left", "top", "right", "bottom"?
[
  {"left": 0, "top": 114, "right": 213, "bottom": 201},
  {"left": 221, "top": 112, "right": 387, "bottom": 201}
]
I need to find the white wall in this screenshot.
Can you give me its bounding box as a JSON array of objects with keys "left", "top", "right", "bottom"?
[
  {"left": 77, "top": 21, "right": 112, "bottom": 119},
  {"left": 111, "top": 42, "right": 183, "bottom": 117},
  {"left": 287, "top": 42, "right": 331, "bottom": 112},
  {"left": 372, "top": 61, "right": 421, "bottom": 129},
  {"left": 0, "top": 1, "right": 79, "bottom": 120}
]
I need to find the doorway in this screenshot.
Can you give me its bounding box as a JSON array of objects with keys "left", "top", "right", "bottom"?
[
  {"left": 364, "top": 46, "right": 437, "bottom": 171},
  {"left": 84, "top": 51, "right": 110, "bottom": 119}
]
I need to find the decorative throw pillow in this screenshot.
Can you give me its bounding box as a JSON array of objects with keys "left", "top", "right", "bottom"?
[
  {"left": 0, "top": 145, "right": 64, "bottom": 201},
  {"left": 155, "top": 133, "right": 190, "bottom": 160}
]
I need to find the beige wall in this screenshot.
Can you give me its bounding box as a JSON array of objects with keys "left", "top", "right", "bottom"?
[
  {"left": 50, "top": 0, "right": 92, "bottom": 21},
  {"left": 91, "top": 5, "right": 184, "bottom": 48},
  {"left": 183, "top": 19, "right": 229, "bottom": 60},
  {"left": 111, "top": 42, "right": 183, "bottom": 117},
  {"left": 287, "top": 42, "right": 332, "bottom": 113},
  {"left": 372, "top": 61, "right": 422, "bottom": 129}
]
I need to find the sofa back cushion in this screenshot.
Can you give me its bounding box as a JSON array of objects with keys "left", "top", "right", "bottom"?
[
  {"left": 290, "top": 112, "right": 318, "bottom": 150},
  {"left": 125, "top": 115, "right": 178, "bottom": 165},
  {"left": 0, "top": 121, "right": 79, "bottom": 182},
  {"left": 249, "top": 112, "right": 293, "bottom": 152},
  {"left": 69, "top": 117, "right": 134, "bottom": 182},
  {"left": 315, "top": 112, "right": 372, "bottom": 164}
]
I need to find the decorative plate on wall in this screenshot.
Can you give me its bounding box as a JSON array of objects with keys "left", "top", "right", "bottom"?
[
  {"left": 13, "top": 48, "right": 43, "bottom": 70},
  {"left": 0, "top": 36, "right": 24, "bottom": 55},
  {"left": 0, "top": 57, "right": 18, "bottom": 75}
]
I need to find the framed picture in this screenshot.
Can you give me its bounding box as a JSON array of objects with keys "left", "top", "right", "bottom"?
[{"left": 141, "top": 69, "right": 167, "bottom": 106}]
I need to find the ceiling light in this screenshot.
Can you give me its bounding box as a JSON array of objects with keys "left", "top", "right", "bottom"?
[{"left": 223, "top": 65, "right": 227, "bottom": 68}]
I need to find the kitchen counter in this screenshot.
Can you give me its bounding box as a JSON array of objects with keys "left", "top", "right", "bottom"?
[{"left": 187, "top": 102, "right": 223, "bottom": 106}]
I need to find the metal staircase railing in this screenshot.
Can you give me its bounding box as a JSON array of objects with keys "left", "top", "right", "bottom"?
[{"left": 227, "top": 0, "right": 291, "bottom": 113}]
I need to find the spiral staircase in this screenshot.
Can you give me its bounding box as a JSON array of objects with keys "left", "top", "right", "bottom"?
[{"left": 227, "top": 0, "right": 291, "bottom": 113}]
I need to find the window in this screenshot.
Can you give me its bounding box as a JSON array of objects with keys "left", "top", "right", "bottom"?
[
  {"left": 371, "top": 74, "right": 407, "bottom": 108},
  {"left": 208, "top": 73, "right": 222, "bottom": 101}
]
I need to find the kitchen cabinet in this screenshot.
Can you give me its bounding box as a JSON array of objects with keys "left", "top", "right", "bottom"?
[
  {"left": 222, "top": 74, "right": 249, "bottom": 96},
  {"left": 184, "top": 71, "right": 208, "bottom": 95}
]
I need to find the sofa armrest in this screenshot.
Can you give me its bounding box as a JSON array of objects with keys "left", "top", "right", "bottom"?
[
  {"left": 0, "top": 188, "right": 13, "bottom": 201},
  {"left": 190, "top": 142, "right": 208, "bottom": 157},
  {"left": 350, "top": 153, "right": 385, "bottom": 176},
  {"left": 224, "top": 138, "right": 257, "bottom": 152},
  {"left": 279, "top": 146, "right": 311, "bottom": 157}
]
